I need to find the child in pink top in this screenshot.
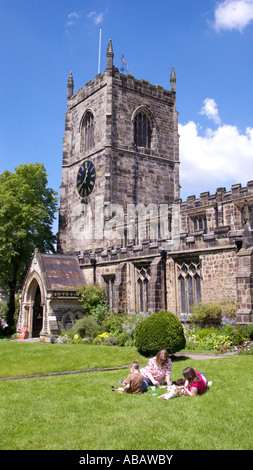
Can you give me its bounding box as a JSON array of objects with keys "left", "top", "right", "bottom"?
[{"left": 182, "top": 367, "right": 207, "bottom": 396}]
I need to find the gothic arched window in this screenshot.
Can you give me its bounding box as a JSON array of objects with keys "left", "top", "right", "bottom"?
[
  {"left": 103, "top": 276, "right": 115, "bottom": 311},
  {"left": 134, "top": 111, "right": 152, "bottom": 149},
  {"left": 136, "top": 264, "right": 150, "bottom": 313},
  {"left": 177, "top": 261, "right": 201, "bottom": 315},
  {"left": 81, "top": 111, "right": 94, "bottom": 152}
]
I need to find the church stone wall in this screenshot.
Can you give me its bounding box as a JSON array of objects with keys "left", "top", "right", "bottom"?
[{"left": 200, "top": 250, "right": 237, "bottom": 303}]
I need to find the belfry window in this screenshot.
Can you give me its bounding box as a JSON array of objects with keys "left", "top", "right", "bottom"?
[
  {"left": 193, "top": 214, "right": 207, "bottom": 233},
  {"left": 81, "top": 111, "right": 94, "bottom": 151},
  {"left": 134, "top": 111, "right": 152, "bottom": 149}
]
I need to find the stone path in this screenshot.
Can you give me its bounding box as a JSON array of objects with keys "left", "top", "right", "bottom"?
[{"left": 173, "top": 351, "right": 238, "bottom": 360}]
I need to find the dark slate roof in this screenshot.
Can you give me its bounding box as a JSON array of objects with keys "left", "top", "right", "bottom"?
[{"left": 40, "top": 253, "right": 86, "bottom": 291}]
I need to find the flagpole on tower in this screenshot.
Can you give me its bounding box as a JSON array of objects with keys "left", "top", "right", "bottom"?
[{"left": 98, "top": 27, "right": 102, "bottom": 74}]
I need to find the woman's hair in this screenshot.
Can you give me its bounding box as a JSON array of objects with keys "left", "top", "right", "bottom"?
[
  {"left": 156, "top": 349, "right": 169, "bottom": 366},
  {"left": 183, "top": 367, "right": 200, "bottom": 384}
]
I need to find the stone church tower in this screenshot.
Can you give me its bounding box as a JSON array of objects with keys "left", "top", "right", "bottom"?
[{"left": 57, "top": 40, "right": 180, "bottom": 255}]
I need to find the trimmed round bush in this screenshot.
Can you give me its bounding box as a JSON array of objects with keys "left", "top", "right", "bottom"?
[
  {"left": 134, "top": 310, "right": 186, "bottom": 357},
  {"left": 73, "top": 316, "right": 99, "bottom": 339}
]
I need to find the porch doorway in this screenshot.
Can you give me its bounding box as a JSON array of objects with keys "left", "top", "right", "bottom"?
[{"left": 32, "top": 286, "right": 43, "bottom": 337}]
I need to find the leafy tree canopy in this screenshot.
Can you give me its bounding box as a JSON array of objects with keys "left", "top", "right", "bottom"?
[
  {"left": 77, "top": 284, "right": 107, "bottom": 316},
  {"left": 0, "top": 162, "right": 58, "bottom": 325}
]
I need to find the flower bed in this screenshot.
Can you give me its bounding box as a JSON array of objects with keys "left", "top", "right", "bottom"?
[{"left": 183, "top": 316, "right": 253, "bottom": 354}]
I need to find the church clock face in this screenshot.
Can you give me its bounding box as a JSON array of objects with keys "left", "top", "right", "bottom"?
[{"left": 76, "top": 160, "right": 96, "bottom": 197}]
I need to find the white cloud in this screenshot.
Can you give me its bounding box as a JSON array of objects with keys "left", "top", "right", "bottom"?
[
  {"left": 87, "top": 11, "right": 104, "bottom": 25},
  {"left": 214, "top": 0, "right": 253, "bottom": 32},
  {"left": 200, "top": 98, "right": 221, "bottom": 125},
  {"left": 66, "top": 11, "right": 79, "bottom": 27},
  {"left": 179, "top": 120, "right": 253, "bottom": 198}
]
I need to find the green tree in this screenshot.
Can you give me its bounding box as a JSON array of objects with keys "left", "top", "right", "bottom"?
[
  {"left": 0, "top": 163, "right": 58, "bottom": 327},
  {"left": 77, "top": 284, "right": 107, "bottom": 316}
]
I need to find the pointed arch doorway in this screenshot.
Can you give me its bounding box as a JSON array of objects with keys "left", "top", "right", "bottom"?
[
  {"left": 32, "top": 285, "right": 43, "bottom": 337},
  {"left": 23, "top": 276, "right": 45, "bottom": 338}
]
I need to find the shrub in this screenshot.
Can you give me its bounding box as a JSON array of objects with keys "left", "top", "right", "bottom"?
[
  {"left": 101, "top": 312, "right": 125, "bottom": 336},
  {"left": 191, "top": 300, "right": 238, "bottom": 326},
  {"left": 221, "top": 322, "right": 245, "bottom": 347},
  {"left": 196, "top": 327, "right": 217, "bottom": 340},
  {"left": 0, "top": 300, "right": 8, "bottom": 322},
  {"left": 92, "top": 301, "right": 110, "bottom": 323},
  {"left": 116, "top": 331, "right": 131, "bottom": 346},
  {"left": 238, "top": 324, "right": 253, "bottom": 342},
  {"left": 0, "top": 300, "right": 9, "bottom": 337},
  {"left": 55, "top": 331, "right": 75, "bottom": 343},
  {"left": 93, "top": 336, "right": 102, "bottom": 345},
  {"left": 184, "top": 319, "right": 247, "bottom": 352},
  {"left": 73, "top": 316, "right": 100, "bottom": 339},
  {"left": 121, "top": 312, "right": 149, "bottom": 338},
  {"left": 220, "top": 300, "right": 238, "bottom": 319},
  {"left": 77, "top": 284, "right": 106, "bottom": 316},
  {"left": 134, "top": 310, "right": 186, "bottom": 357},
  {"left": 103, "top": 336, "right": 118, "bottom": 346}
]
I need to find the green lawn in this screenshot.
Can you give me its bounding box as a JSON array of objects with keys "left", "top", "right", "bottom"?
[
  {"left": 0, "top": 342, "right": 252, "bottom": 450},
  {"left": 0, "top": 342, "right": 148, "bottom": 378}
]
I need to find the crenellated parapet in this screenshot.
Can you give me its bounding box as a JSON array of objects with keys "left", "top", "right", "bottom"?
[
  {"left": 67, "top": 72, "right": 107, "bottom": 110},
  {"left": 180, "top": 181, "right": 253, "bottom": 239},
  {"left": 181, "top": 181, "right": 253, "bottom": 211},
  {"left": 110, "top": 69, "right": 176, "bottom": 105}
]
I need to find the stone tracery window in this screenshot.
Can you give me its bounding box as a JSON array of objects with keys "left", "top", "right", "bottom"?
[
  {"left": 136, "top": 264, "right": 150, "bottom": 312},
  {"left": 177, "top": 260, "right": 201, "bottom": 314},
  {"left": 134, "top": 111, "right": 152, "bottom": 149}
]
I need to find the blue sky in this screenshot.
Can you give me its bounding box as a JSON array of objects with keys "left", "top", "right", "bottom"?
[{"left": 1, "top": 0, "right": 253, "bottom": 234}]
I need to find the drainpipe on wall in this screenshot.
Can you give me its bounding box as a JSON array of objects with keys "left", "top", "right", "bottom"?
[
  {"left": 90, "top": 257, "right": 97, "bottom": 284},
  {"left": 161, "top": 250, "right": 167, "bottom": 311}
]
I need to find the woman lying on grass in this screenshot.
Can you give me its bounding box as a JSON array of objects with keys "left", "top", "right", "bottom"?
[{"left": 180, "top": 367, "right": 208, "bottom": 396}]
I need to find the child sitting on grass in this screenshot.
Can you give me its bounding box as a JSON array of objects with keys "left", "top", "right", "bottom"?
[
  {"left": 118, "top": 361, "right": 143, "bottom": 394},
  {"left": 180, "top": 367, "right": 208, "bottom": 396}
]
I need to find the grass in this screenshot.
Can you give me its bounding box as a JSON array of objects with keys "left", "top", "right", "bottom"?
[
  {"left": 0, "top": 342, "right": 147, "bottom": 378},
  {"left": 0, "top": 342, "right": 253, "bottom": 450}
]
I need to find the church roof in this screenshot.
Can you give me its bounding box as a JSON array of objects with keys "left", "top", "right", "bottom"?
[{"left": 39, "top": 253, "right": 86, "bottom": 291}]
